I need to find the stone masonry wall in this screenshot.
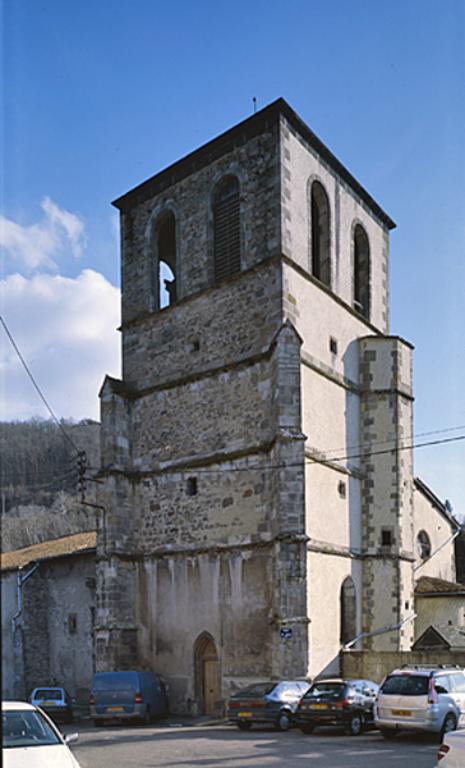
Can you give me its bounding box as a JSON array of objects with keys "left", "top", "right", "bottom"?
[
  {"left": 22, "top": 568, "right": 50, "bottom": 693},
  {"left": 133, "top": 458, "right": 272, "bottom": 552},
  {"left": 135, "top": 547, "right": 274, "bottom": 712},
  {"left": 130, "top": 357, "right": 275, "bottom": 470},
  {"left": 123, "top": 259, "right": 282, "bottom": 391},
  {"left": 342, "top": 649, "right": 465, "bottom": 685},
  {"left": 121, "top": 125, "right": 280, "bottom": 327}
]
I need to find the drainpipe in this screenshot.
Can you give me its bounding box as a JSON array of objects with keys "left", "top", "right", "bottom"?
[
  {"left": 343, "top": 612, "right": 417, "bottom": 650},
  {"left": 12, "top": 562, "right": 39, "bottom": 633}
]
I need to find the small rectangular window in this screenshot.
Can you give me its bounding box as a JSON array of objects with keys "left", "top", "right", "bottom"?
[
  {"left": 330, "top": 337, "right": 338, "bottom": 355},
  {"left": 381, "top": 529, "right": 393, "bottom": 547},
  {"left": 338, "top": 481, "right": 346, "bottom": 498},
  {"left": 68, "top": 614, "right": 77, "bottom": 634},
  {"left": 186, "top": 477, "right": 198, "bottom": 496}
]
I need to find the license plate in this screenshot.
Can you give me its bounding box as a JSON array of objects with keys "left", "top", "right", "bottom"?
[
  {"left": 238, "top": 712, "right": 252, "bottom": 718},
  {"left": 107, "top": 706, "right": 124, "bottom": 713},
  {"left": 311, "top": 704, "right": 328, "bottom": 710},
  {"left": 41, "top": 701, "right": 56, "bottom": 706},
  {"left": 392, "top": 709, "right": 411, "bottom": 716}
]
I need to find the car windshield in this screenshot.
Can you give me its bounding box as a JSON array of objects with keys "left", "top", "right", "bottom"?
[
  {"left": 304, "top": 683, "right": 346, "bottom": 699},
  {"left": 34, "top": 690, "right": 63, "bottom": 700},
  {"left": 237, "top": 683, "right": 276, "bottom": 697},
  {"left": 2, "top": 710, "right": 62, "bottom": 748},
  {"left": 93, "top": 673, "right": 137, "bottom": 691},
  {"left": 381, "top": 675, "right": 429, "bottom": 696}
]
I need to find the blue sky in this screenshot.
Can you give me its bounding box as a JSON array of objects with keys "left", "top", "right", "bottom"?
[{"left": 1, "top": 0, "right": 464, "bottom": 516}]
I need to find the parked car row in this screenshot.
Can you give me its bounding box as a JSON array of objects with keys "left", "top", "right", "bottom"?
[
  {"left": 228, "top": 664, "right": 465, "bottom": 743},
  {"left": 227, "top": 677, "right": 378, "bottom": 735},
  {"left": 4, "top": 663, "right": 465, "bottom": 768},
  {"left": 25, "top": 671, "right": 170, "bottom": 729}
]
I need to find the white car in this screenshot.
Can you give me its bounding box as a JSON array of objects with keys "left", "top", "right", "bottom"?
[
  {"left": 438, "top": 730, "right": 465, "bottom": 767},
  {"left": 375, "top": 665, "right": 465, "bottom": 738},
  {"left": 2, "top": 701, "right": 81, "bottom": 767}
]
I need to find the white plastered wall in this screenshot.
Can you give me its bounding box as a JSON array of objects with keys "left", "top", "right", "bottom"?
[
  {"left": 282, "top": 265, "right": 371, "bottom": 675},
  {"left": 307, "top": 553, "right": 363, "bottom": 678},
  {"left": 415, "top": 596, "right": 465, "bottom": 638},
  {"left": 413, "top": 487, "right": 456, "bottom": 582},
  {"left": 280, "top": 118, "right": 389, "bottom": 334}
]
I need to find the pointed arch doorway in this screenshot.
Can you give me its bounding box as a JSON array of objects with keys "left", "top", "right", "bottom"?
[{"left": 194, "top": 632, "right": 220, "bottom": 716}]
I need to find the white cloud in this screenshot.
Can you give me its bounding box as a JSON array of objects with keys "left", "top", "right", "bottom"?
[
  {"left": 0, "top": 198, "right": 87, "bottom": 270},
  {"left": 0, "top": 269, "right": 120, "bottom": 421}
]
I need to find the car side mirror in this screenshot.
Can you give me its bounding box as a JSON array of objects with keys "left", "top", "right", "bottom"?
[{"left": 64, "top": 733, "right": 79, "bottom": 744}]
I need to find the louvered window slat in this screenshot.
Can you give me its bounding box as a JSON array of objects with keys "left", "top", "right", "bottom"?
[{"left": 213, "top": 180, "right": 241, "bottom": 283}]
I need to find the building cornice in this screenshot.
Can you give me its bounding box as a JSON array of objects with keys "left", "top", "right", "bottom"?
[{"left": 112, "top": 98, "right": 395, "bottom": 230}]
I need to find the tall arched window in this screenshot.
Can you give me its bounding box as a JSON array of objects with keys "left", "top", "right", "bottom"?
[
  {"left": 353, "top": 224, "right": 370, "bottom": 320},
  {"left": 156, "top": 211, "right": 177, "bottom": 309},
  {"left": 340, "top": 576, "right": 356, "bottom": 645},
  {"left": 310, "top": 181, "right": 331, "bottom": 287},
  {"left": 213, "top": 176, "right": 240, "bottom": 283}
]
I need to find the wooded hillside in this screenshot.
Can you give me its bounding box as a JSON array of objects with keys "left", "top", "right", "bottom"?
[{"left": 0, "top": 419, "right": 100, "bottom": 510}]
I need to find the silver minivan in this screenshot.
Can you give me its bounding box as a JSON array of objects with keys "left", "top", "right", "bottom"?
[{"left": 375, "top": 665, "right": 465, "bottom": 739}]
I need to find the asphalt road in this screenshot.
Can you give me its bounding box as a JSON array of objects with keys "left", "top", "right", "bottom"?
[{"left": 66, "top": 722, "right": 440, "bottom": 768}]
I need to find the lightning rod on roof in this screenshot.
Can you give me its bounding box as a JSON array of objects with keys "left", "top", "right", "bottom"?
[{"left": 252, "top": 97, "right": 257, "bottom": 114}]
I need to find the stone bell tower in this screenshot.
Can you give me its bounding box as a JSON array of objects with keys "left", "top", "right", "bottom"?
[{"left": 96, "top": 98, "right": 415, "bottom": 710}]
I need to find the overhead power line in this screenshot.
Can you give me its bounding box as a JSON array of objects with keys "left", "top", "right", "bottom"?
[
  {"left": 0, "top": 315, "right": 79, "bottom": 454},
  {"left": 186, "top": 432, "right": 465, "bottom": 475},
  {"left": 310, "top": 423, "right": 465, "bottom": 462},
  {"left": 84, "top": 432, "right": 465, "bottom": 479}
]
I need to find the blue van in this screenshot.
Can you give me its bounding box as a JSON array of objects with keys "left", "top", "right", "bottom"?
[{"left": 89, "top": 671, "right": 168, "bottom": 726}]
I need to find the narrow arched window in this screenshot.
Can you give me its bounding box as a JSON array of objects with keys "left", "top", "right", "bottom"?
[
  {"left": 157, "top": 211, "right": 177, "bottom": 309},
  {"left": 213, "top": 176, "right": 240, "bottom": 283},
  {"left": 417, "top": 530, "right": 431, "bottom": 561},
  {"left": 311, "top": 181, "right": 331, "bottom": 287},
  {"left": 340, "top": 576, "right": 356, "bottom": 645},
  {"left": 353, "top": 224, "right": 370, "bottom": 320}
]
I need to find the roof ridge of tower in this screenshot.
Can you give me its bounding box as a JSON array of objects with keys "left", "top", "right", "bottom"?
[{"left": 112, "top": 97, "right": 395, "bottom": 230}]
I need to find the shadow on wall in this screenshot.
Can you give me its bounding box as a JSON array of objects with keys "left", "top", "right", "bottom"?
[{"left": 315, "top": 654, "right": 341, "bottom": 679}]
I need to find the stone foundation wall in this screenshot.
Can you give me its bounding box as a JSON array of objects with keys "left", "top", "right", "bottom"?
[{"left": 341, "top": 650, "right": 465, "bottom": 684}]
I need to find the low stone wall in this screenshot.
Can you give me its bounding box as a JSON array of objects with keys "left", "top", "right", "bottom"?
[{"left": 341, "top": 650, "right": 465, "bottom": 684}]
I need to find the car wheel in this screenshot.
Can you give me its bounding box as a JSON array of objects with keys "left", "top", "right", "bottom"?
[
  {"left": 380, "top": 728, "right": 397, "bottom": 740},
  {"left": 299, "top": 724, "right": 315, "bottom": 734},
  {"left": 440, "top": 713, "right": 457, "bottom": 741},
  {"left": 237, "top": 721, "right": 252, "bottom": 731},
  {"left": 94, "top": 718, "right": 104, "bottom": 727},
  {"left": 275, "top": 711, "right": 291, "bottom": 732},
  {"left": 346, "top": 713, "right": 363, "bottom": 736}
]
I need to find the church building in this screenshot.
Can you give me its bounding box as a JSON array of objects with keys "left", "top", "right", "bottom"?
[{"left": 97, "top": 99, "right": 417, "bottom": 715}]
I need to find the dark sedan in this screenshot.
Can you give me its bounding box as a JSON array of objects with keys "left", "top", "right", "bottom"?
[
  {"left": 228, "top": 680, "right": 310, "bottom": 731},
  {"left": 294, "top": 678, "right": 378, "bottom": 736}
]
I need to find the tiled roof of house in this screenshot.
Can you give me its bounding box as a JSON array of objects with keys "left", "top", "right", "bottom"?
[
  {"left": 415, "top": 575, "right": 465, "bottom": 596},
  {"left": 0, "top": 531, "right": 97, "bottom": 571}
]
